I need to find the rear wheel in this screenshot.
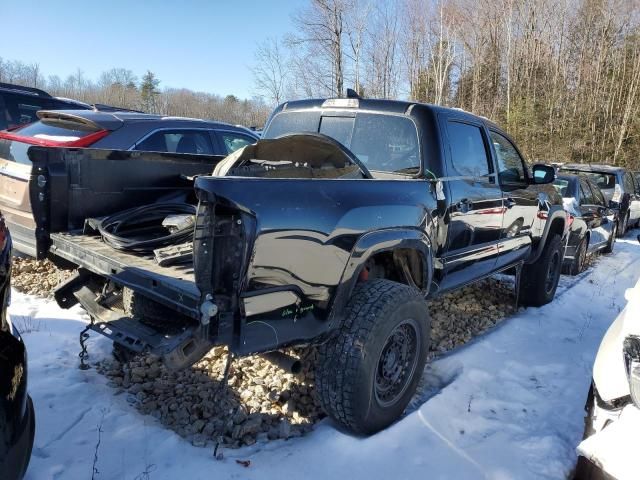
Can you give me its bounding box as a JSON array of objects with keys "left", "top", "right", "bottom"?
[
  {"left": 519, "top": 234, "right": 563, "bottom": 307},
  {"left": 603, "top": 222, "right": 617, "bottom": 254},
  {"left": 617, "top": 212, "right": 629, "bottom": 238},
  {"left": 567, "top": 236, "right": 588, "bottom": 276},
  {"left": 315, "top": 279, "right": 430, "bottom": 434}
]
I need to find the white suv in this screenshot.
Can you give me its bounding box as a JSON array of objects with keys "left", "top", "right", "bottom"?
[{"left": 577, "top": 263, "right": 640, "bottom": 478}]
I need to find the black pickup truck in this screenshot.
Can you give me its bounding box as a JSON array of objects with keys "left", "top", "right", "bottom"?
[{"left": 0, "top": 98, "right": 566, "bottom": 434}]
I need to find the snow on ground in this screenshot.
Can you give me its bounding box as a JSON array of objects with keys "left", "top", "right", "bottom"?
[{"left": 13, "top": 231, "right": 640, "bottom": 480}]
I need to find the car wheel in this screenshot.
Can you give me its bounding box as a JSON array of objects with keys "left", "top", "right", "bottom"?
[
  {"left": 568, "top": 236, "right": 588, "bottom": 276},
  {"left": 617, "top": 212, "right": 629, "bottom": 238},
  {"left": 315, "top": 279, "right": 430, "bottom": 434},
  {"left": 603, "top": 222, "right": 617, "bottom": 254},
  {"left": 518, "top": 234, "right": 563, "bottom": 307}
]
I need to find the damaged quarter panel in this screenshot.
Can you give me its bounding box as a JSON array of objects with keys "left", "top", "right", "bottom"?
[{"left": 194, "top": 176, "right": 436, "bottom": 355}]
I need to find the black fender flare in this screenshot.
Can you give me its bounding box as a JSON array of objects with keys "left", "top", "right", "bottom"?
[
  {"left": 327, "top": 228, "right": 433, "bottom": 329},
  {"left": 527, "top": 205, "right": 566, "bottom": 264}
]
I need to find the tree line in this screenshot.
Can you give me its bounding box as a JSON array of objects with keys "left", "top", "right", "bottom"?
[
  {"left": 0, "top": 60, "right": 269, "bottom": 128},
  {"left": 252, "top": 0, "right": 640, "bottom": 169}
]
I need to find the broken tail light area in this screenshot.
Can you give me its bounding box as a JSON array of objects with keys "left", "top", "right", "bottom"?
[
  {"left": 0, "top": 129, "right": 109, "bottom": 148},
  {"left": 623, "top": 336, "right": 640, "bottom": 408}
]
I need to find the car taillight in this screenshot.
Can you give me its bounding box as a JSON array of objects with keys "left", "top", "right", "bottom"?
[
  {"left": 612, "top": 184, "right": 622, "bottom": 203},
  {"left": 0, "top": 129, "right": 109, "bottom": 147},
  {"left": 624, "top": 337, "right": 640, "bottom": 408}
]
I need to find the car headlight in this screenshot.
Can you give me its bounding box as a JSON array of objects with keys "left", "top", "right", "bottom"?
[{"left": 623, "top": 336, "right": 640, "bottom": 407}]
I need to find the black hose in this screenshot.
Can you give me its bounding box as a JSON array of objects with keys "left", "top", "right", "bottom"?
[{"left": 95, "top": 203, "right": 196, "bottom": 254}]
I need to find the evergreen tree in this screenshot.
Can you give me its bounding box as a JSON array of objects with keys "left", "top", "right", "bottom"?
[{"left": 140, "top": 70, "right": 160, "bottom": 113}]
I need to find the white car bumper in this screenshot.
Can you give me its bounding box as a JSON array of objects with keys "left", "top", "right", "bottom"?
[{"left": 578, "top": 404, "right": 640, "bottom": 479}]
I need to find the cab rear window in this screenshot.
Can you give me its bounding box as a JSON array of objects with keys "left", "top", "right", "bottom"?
[{"left": 264, "top": 111, "right": 420, "bottom": 173}]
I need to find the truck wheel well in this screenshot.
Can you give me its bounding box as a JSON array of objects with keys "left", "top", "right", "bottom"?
[{"left": 362, "top": 249, "right": 425, "bottom": 290}]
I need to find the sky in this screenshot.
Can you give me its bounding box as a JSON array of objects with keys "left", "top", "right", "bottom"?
[{"left": 2, "top": 0, "right": 305, "bottom": 99}]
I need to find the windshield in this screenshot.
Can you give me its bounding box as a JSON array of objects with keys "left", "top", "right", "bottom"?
[{"left": 264, "top": 111, "right": 420, "bottom": 174}]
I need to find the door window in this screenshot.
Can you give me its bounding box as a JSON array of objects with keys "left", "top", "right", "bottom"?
[
  {"left": 134, "top": 130, "right": 214, "bottom": 154},
  {"left": 218, "top": 131, "right": 256, "bottom": 154},
  {"left": 489, "top": 131, "right": 526, "bottom": 184},
  {"left": 580, "top": 179, "right": 594, "bottom": 205},
  {"left": 446, "top": 122, "right": 491, "bottom": 178}
]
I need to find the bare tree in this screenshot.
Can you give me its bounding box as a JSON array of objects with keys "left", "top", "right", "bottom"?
[
  {"left": 290, "top": 0, "right": 347, "bottom": 97},
  {"left": 251, "top": 37, "right": 289, "bottom": 106}
]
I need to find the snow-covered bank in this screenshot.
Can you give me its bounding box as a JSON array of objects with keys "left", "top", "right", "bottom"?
[{"left": 15, "top": 234, "right": 640, "bottom": 480}]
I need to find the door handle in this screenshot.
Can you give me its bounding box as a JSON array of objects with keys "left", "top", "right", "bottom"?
[
  {"left": 456, "top": 198, "right": 472, "bottom": 213},
  {"left": 505, "top": 198, "right": 517, "bottom": 208}
]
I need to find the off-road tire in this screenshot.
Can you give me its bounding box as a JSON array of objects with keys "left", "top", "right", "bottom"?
[
  {"left": 519, "top": 234, "right": 563, "bottom": 307},
  {"left": 122, "top": 288, "right": 188, "bottom": 332},
  {"left": 602, "top": 222, "right": 617, "bottom": 254},
  {"left": 617, "top": 212, "right": 629, "bottom": 238},
  {"left": 566, "top": 236, "right": 588, "bottom": 276},
  {"left": 315, "top": 279, "right": 430, "bottom": 434}
]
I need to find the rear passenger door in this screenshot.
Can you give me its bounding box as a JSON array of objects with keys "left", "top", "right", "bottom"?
[
  {"left": 439, "top": 118, "right": 504, "bottom": 291},
  {"left": 586, "top": 178, "right": 614, "bottom": 248},
  {"left": 489, "top": 130, "right": 538, "bottom": 268}
]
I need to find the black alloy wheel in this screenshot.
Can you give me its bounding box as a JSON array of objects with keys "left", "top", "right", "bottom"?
[{"left": 374, "top": 319, "right": 421, "bottom": 407}]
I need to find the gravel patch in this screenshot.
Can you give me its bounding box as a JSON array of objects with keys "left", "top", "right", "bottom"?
[
  {"left": 95, "top": 347, "right": 322, "bottom": 450},
  {"left": 11, "top": 255, "right": 517, "bottom": 446},
  {"left": 428, "top": 277, "right": 517, "bottom": 356},
  {"left": 11, "top": 256, "right": 75, "bottom": 297}
]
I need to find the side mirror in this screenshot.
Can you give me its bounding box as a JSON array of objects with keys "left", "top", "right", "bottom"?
[{"left": 531, "top": 164, "right": 556, "bottom": 185}]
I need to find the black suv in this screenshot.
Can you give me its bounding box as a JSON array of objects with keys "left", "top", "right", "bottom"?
[
  {"left": 0, "top": 82, "right": 91, "bottom": 131},
  {"left": 0, "top": 109, "right": 259, "bottom": 155},
  {"left": 560, "top": 164, "right": 640, "bottom": 236}
]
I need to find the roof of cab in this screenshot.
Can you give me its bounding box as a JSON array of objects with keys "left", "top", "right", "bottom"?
[{"left": 276, "top": 98, "right": 501, "bottom": 129}]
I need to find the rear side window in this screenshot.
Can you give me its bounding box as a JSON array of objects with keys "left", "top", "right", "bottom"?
[
  {"left": 579, "top": 179, "right": 594, "bottom": 204},
  {"left": 446, "top": 122, "right": 490, "bottom": 178},
  {"left": 135, "top": 130, "right": 214, "bottom": 155},
  {"left": 589, "top": 180, "right": 606, "bottom": 206},
  {"left": 489, "top": 131, "right": 526, "bottom": 184},
  {"left": 218, "top": 131, "right": 256, "bottom": 154},
  {"left": 623, "top": 172, "right": 635, "bottom": 194}
]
